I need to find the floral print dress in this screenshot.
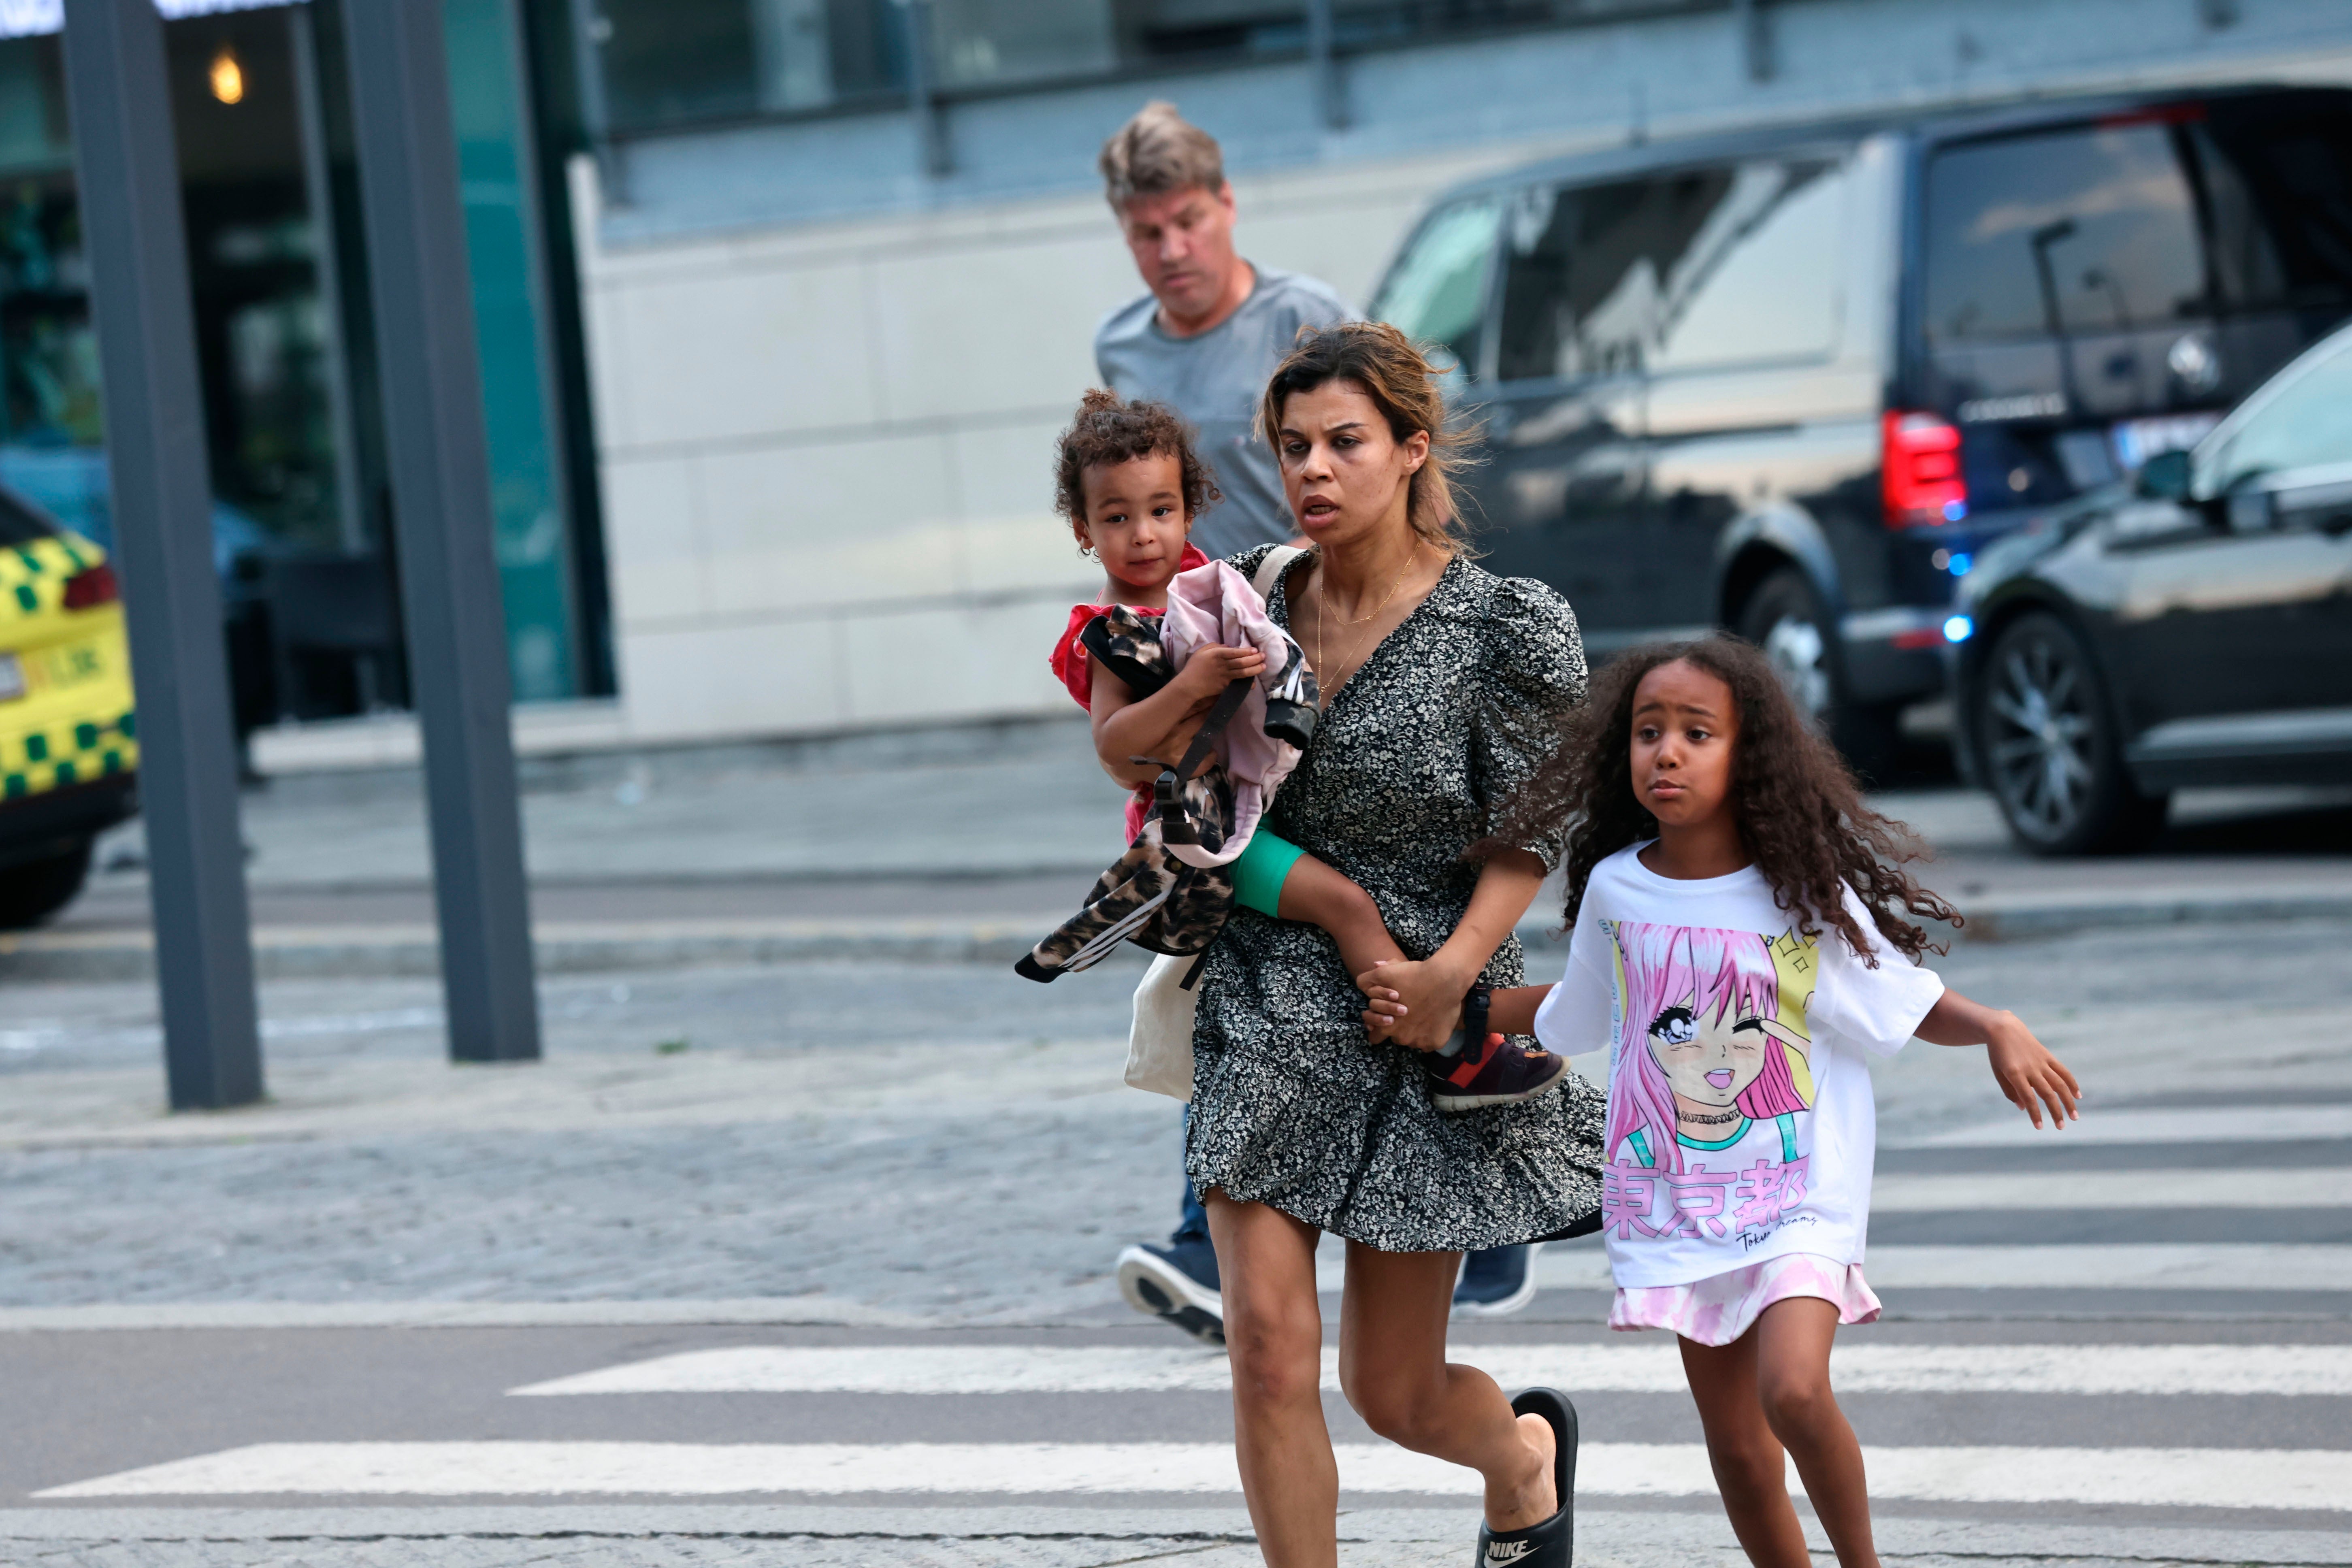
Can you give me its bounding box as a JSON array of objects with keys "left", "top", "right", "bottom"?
[{"left": 1185, "top": 545, "right": 1607, "bottom": 1253}]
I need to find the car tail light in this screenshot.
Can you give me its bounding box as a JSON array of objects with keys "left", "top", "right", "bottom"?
[
  {"left": 61, "top": 562, "right": 119, "bottom": 610},
  {"left": 1882, "top": 411, "right": 1966, "bottom": 528}
]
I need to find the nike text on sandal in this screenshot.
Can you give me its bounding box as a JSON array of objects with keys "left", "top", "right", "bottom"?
[
  {"left": 1114, "top": 1240, "right": 1224, "bottom": 1345},
  {"left": 1474, "top": 1387, "right": 1577, "bottom": 1568}
]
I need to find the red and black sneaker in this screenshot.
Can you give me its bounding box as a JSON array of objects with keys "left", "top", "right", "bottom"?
[
  {"left": 1423, "top": 981, "right": 1570, "bottom": 1112},
  {"left": 1426, "top": 1032, "right": 1571, "bottom": 1112}
]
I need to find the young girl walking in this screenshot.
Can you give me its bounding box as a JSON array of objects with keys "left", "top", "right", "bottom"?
[
  {"left": 1361, "top": 634, "right": 2082, "bottom": 1568},
  {"left": 1048, "top": 388, "right": 1567, "bottom": 1108}
]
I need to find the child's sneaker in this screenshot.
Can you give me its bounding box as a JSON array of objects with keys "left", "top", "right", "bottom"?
[{"left": 1425, "top": 1032, "right": 1571, "bottom": 1112}]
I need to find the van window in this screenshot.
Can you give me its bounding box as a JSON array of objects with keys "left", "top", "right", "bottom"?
[
  {"left": 1371, "top": 197, "right": 1502, "bottom": 378},
  {"left": 1495, "top": 177, "right": 1661, "bottom": 383},
  {"left": 1648, "top": 157, "right": 1846, "bottom": 372},
  {"left": 2189, "top": 105, "right": 2352, "bottom": 314},
  {"left": 1924, "top": 124, "right": 2206, "bottom": 343}
]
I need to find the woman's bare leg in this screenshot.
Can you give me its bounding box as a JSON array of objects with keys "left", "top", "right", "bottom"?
[
  {"left": 1274, "top": 857, "right": 1406, "bottom": 984},
  {"left": 1336, "top": 1241, "right": 1557, "bottom": 1530},
  {"left": 1206, "top": 1192, "right": 1336, "bottom": 1568},
  {"left": 1754, "top": 1298, "right": 1879, "bottom": 1568},
  {"left": 1678, "top": 1332, "right": 1811, "bottom": 1568}
]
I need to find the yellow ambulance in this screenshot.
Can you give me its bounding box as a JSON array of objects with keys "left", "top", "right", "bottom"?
[{"left": 0, "top": 490, "right": 138, "bottom": 927}]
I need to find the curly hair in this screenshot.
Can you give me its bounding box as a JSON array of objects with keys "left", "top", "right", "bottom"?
[
  {"left": 1492, "top": 635, "right": 1959, "bottom": 964},
  {"left": 1052, "top": 389, "right": 1221, "bottom": 546},
  {"left": 1258, "top": 321, "right": 1477, "bottom": 555}
]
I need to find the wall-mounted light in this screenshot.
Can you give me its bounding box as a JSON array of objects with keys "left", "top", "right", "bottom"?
[{"left": 209, "top": 44, "right": 243, "bottom": 105}]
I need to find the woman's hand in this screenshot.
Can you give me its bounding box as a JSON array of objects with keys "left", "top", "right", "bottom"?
[{"left": 1354, "top": 956, "right": 1472, "bottom": 1052}]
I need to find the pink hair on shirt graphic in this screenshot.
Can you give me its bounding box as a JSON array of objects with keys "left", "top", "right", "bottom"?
[{"left": 1604, "top": 922, "right": 1809, "bottom": 1176}]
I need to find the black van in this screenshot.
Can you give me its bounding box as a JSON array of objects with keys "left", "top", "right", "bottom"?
[{"left": 1369, "top": 84, "right": 2352, "bottom": 765}]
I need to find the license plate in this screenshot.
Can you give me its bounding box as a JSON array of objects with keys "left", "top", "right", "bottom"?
[
  {"left": 0, "top": 652, "right": 22, "bottom": 703},
  {"left": 2111, "top": 412, "right": 2221, "bottom": 472}
]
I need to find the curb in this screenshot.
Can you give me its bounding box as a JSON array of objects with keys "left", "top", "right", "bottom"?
[
  {"left": 0, "top": 921, "right": 1048, "bottom": 982},
  {"left": 6, "top": 888, "right": 2349, "bottom": 982}
]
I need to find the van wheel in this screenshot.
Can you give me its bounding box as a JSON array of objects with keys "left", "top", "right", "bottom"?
[
  {"left": 1736, "top": 567, "right": 1896, "bottom": 779},
  {"left": 0, "top": 838, "right": 93, "bottom": 929},
  {"left": 1973, "top": 612, "right": 2167, "bottom": 855}
]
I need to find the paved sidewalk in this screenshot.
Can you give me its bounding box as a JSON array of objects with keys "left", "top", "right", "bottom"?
[{"left": 8, "top": 718, "right": 2347, "bottom": 980}]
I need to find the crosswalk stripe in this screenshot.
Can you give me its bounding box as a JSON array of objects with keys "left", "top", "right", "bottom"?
[
  {"left": 1909, "top": 1106, "right": 2352, "bottom": 1146},
  {"left": 1507, "top": 1243, "right": 2352, "bottom": 1293},
  {"left": 505, "top": 1342, "right": 2352, "bottom": 1399},
  {"left": 36, "top": 1440, "right": 2352, "bottom": 1511},
  {"left": 1869, "top": 1170, "right": 2352, "bottom": 1210}
]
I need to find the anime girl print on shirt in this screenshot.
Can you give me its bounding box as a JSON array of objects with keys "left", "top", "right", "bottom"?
[{"left": 1600, "top": 921, "right": 1820, "bottom": 1250}]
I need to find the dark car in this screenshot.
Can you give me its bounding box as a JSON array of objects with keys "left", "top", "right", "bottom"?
[
  {"left": 1368, "top": 83, "right": 2352, "bottom": 767},
  {"left": 1949, "top": 321, "right": 2352, "bottom": 853}
]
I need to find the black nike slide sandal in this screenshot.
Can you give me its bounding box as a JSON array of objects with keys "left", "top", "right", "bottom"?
[{"left": 1472, "top": 1386, "right": 1577, "bottom": 1567}]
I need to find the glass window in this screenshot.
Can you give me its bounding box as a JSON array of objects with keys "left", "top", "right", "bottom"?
[
  {"left": 446, "top": 0, "right": 580, "bottom": 702},
  {"left": 2195, "top": 334, "right": 2352, "bottom": 494},
  {"left": 2190, "top": 104, "right": 2352, "bottom": 314},
  {"left": 1647, "top": 157, "right": 1845, "bottom": 372},
  {"left": 0, "top": 489, "right": 50, "bottom": 547},
  {"left": 929, "top": 0, "right": 1112, "bottom": 87},
  {"left": 1924, "top": 124, "right": 2206, "bottom": 344},
  {"left": 1494, "top": 177, "right": 1661, "bottom": 383},
  {"left": 599, "top": 0, "right": 759, "bottom": 127},
  {"left": 1371, "top": 197, "right": 1500, "bottom": 378},
  {"left": 599, "top": 0, "right": 908, "bottom": 130}
]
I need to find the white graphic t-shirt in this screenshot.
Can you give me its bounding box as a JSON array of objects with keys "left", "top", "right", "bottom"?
[{"left": 1533, "top": 845, "right": 1945, "bottom": 1289}]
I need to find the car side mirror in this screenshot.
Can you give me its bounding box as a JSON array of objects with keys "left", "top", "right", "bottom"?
[{"left": 2135, "top": 448, "right": 2193, "bottom": 501}]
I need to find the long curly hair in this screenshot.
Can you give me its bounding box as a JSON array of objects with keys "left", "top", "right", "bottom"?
[{"left": 1497, "top": 635, "right": 1958, "bottom": 963}]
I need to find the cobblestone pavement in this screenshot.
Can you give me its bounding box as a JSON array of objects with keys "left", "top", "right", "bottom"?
[{"left": 3, "top": 917, "right": 2351, "bottom": 1321}]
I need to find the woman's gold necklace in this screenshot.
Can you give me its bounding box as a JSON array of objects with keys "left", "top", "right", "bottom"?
[{"left": 1314, "top": 543, "right": 1422, "bottom": 701}]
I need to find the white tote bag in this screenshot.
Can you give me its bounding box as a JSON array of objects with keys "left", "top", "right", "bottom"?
[
  {"left": 1124, "top": 544, "right": 1306, "bottom": 1100},
  {"left": 1124, "top": 950, "right": 1204, "bottom": 1099}
]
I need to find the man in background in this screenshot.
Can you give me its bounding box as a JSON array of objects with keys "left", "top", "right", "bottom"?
[{"left": 1091, "top": 102, "right": 1541, "bottom": 1340}]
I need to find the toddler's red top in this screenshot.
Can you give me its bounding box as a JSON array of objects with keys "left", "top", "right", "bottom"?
[
  {"left": 1049, "top": 542, "right": 1208, "bottom": 842},
  {"left": 1048, "top": 542, "right": 1210, "bottom": 710}
]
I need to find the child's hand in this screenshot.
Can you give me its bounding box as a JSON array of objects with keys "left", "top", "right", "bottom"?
[
  {"left": 1986, "top": 1014, "right": 2082, "bottom": 1129},
  {"left": 1173, "top": 644, "right": 1267, "bottom": 701},
  {"left": 1358, "top": 960, "right": 1403, "bottom": 1042},
  {"left": 1352, "top": 957, "right": 1464, "bottom": 1052}
]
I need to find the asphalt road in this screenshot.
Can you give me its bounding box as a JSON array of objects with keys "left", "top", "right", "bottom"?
[{"left": 2, "top": 899, "right": 2350, "bottom": 1563}]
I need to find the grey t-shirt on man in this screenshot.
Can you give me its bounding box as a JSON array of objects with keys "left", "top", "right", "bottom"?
[{"left": 1094, "top": 264, "right": 1355, "bottom": 560}]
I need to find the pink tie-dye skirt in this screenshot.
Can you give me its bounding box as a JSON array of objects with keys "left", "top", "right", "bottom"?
[{"left": 1608, "top": 1252, "right": 1881, "bottom": 1346}]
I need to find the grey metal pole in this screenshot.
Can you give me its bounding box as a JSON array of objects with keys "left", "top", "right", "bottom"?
[
  {"left": 60, "top": 0, "right": 264, "bottom": 1112},
  {"left": 563, "top": 0, "right": 628, "bottom": 205},
  {"left": 1734, "top": 0, "right": 1773, "bottom": 82},
  {"left": 1306, "top": 0, "right": 1344, "bottom": 131},
  {"left": 339, "top": 0, "right": 543, "bottom": 1064},
  {"left": 900, "top": 0, "right": 948, "bottom": 177}
]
